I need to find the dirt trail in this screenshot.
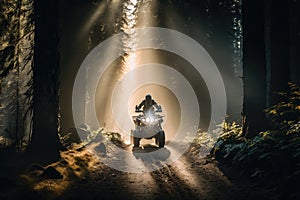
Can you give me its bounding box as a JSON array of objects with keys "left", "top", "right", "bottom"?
[
  {"left": 55, "top": 142, "right": 246, "bottom": 200},
  {"left": 0, "top": 141, "right": 274, "bottom": 200}
]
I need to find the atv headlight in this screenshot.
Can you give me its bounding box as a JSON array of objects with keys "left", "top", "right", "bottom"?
[
  {"left": 146, "top": 118, "right": 150, "bottom": 123},
  {"left": 145, "top": 117, "right": 155, "bottom": 123}
]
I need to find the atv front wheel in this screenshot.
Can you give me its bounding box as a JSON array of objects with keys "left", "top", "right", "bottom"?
[
  {"left": 156, "top": 131, "right": 165, "bottom": 148},
  {"left": 133, "top": 137, "right": 140, "bottom": 147}
]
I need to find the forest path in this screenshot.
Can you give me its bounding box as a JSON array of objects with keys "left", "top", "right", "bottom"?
[
  {"left": 1, "top": 141, "right": 274, "bottom": 200},
  {"left": 54, "top": 141, "right": 258, "bottom": 200}
]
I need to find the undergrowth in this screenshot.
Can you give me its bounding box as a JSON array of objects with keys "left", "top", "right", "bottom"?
[{"left": 212, "top": 83, "right": 300, "bottom": 195}]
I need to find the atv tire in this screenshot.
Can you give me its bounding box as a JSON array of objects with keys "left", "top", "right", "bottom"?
[
  {"left": 133, "top": 137, "right": 140, "bottom": 147},
  {"left": 156, "top": 131, "right": 165, "bottom": 148}
]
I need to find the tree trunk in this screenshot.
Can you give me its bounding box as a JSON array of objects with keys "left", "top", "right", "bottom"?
[
  {"left": 29, "top": 0, "right": 62, "bottom": 164},
  {"left": 290, "top": 0, "right": 300, "bottom": 86},
  {"left": 242, "top": 0, "right": 268, "bottom": 137},
  {"left": 267, "top": 0, "right": 291, "bottom": 106}
]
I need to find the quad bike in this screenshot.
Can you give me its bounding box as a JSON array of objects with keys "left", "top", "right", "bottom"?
[{"left": 131, "top": 106, "right": 165, "bottom": 148}]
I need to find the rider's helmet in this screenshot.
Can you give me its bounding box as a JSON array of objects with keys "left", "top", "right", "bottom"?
[{"left": 145, "top": 94, "right": 152, "bottom": 100}]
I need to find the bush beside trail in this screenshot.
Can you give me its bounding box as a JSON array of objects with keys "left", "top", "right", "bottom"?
[{"left": 212, "top": 83, "right": 300, "bottom": 199}]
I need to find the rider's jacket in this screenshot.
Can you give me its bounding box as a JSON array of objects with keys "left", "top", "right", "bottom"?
[{"left": 137, "top": 99, "right": 158, "bottom": 112}]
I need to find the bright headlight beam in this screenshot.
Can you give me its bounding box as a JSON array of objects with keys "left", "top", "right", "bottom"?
[{"left": 72, "top": 27, "right": 227, "bottom": 173}]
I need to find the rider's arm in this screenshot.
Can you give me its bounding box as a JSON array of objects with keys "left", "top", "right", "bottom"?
[
  {"left": 152, "top": 100, "right": 161, "bottom": 111},
  {"left": 136, "top": 100, "right": 145, "bottom": 110}
]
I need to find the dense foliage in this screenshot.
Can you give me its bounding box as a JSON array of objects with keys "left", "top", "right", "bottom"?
[{"left": 213, "top": 83, "right": 300, "bottom": 194}]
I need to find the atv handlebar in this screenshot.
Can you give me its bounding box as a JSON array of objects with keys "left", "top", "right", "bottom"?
[{"left": 135, "top": 105, "right": 162, "bottom": 113}]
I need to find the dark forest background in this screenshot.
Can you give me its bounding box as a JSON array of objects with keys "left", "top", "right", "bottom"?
[
  {"left": 1, "top": 0, "right": 299, "bottom": 155},
  {"left": 0, "top": 0, "right": 300, "bottom": 198}
]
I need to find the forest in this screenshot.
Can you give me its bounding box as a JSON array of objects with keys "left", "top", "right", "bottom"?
[{"left": 0, "top": 0, "right": 299, "bottom": 199}]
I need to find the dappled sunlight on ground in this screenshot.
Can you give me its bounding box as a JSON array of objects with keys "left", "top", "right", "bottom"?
[
  {"left": 21, "top": 167, "right": 70, "bottom": 198},
  {"left": 32, "top": 179, "right": 70, "bottom": 197},
  {"left": 171, "top": 155, "right": 203, "bottom": 190},
  {"left": 20, "top": 143, "right": 103, "bottom": 198},
  {"left": 15, "top": 132, "right": 246, "bottom": 199}
]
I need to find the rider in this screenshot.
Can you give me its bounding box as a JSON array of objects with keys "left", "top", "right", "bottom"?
[{"left": 136, "top": 94, "right": 161, "bottom": 113}]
